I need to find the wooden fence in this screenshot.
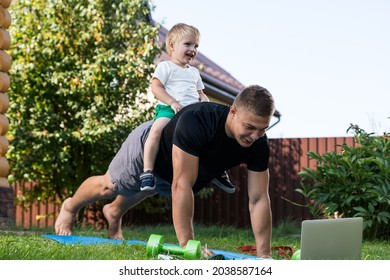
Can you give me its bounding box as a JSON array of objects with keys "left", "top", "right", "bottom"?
[{"left": 13, "top": 136, "right": 355, "bottom": 229}]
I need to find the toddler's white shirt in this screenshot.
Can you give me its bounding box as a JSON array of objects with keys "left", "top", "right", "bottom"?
[{"left": 153, "top": 60, "right": 205, "bottom": 107}]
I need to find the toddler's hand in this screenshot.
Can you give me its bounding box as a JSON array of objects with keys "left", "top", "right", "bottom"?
[{"left": 170, "top": 102, "right": 183, "bottom": 113}]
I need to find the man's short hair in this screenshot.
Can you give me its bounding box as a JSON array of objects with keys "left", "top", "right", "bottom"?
[{"left": 233, "top": 85, "right": 275, "bottom": 117}]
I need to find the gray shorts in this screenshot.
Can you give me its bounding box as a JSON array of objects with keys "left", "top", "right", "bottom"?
[{"left": 108, "top": 121, "right": 172, "bottom": 197}]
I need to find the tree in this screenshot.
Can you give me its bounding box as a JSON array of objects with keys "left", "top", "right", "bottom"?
[{"left": 8, "top": 0, "right": 161, "bottom": 205}]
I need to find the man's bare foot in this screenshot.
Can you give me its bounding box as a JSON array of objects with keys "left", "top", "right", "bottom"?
[
  {"left": 55, "top": 198, "right": 76, "bottom": 235},
  {"left": 103, "top": 203, "right": 123, "bottom": 240}
]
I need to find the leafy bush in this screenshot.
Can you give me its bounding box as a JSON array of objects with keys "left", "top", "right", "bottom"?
[
  {"left": 8, "top": 0, "right": 161, "bottom": 203},
  {"left": 296, "top": 124, "right": 390, "bottom": 239}
]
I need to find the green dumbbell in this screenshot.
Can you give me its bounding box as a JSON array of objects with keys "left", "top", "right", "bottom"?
[{"left": 146, "top": 234, "right": 202, "bottom": 260}]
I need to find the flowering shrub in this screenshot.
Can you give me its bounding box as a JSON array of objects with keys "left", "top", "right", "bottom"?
[{"left": 8, "top": 0, "right": 161, "bottom": 203}]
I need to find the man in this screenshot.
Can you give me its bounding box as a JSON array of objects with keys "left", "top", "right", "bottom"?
[{"left": 55, "top": 84, "right": 275, "bottom": 258}]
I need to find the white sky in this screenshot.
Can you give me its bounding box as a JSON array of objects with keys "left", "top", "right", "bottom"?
[{"left": 151, "top": 0, "right": 389, "bottom": 138}]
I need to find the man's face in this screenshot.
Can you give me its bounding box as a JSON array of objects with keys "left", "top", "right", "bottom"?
[{"left": 228, "top": 107, "right": 271, "bottom": 147}]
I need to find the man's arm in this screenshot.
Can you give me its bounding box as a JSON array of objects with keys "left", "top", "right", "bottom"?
[
  {"left": 171, "top": 144, "right": 199, "bottom": 246},
  {"left": 247, "top": 169, "right": 272, "bottom": 258}
]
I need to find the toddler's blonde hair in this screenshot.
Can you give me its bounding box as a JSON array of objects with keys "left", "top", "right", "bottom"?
[{"left": 165, "top": 23, "right": 200, "bottom": 56}]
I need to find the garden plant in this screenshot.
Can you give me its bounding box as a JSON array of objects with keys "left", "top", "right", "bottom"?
[{"left": 296, "top": 124, "right": 389, "bottom": 240}]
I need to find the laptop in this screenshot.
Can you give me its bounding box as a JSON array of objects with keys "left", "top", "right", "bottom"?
[{"left": 299, "top": 217, "right": 363, "bottom": 260}]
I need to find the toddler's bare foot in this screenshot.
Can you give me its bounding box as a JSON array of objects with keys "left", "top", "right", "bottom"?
[{"left": 55, "top": 198, "right": 75, "bottom": 236}]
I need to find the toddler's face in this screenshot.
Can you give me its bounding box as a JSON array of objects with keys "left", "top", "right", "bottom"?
[{"left": 170, "top": 35, "right": 199, "bottom": 67}]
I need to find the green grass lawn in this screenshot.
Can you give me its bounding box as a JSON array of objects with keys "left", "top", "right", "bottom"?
[{"left": 0, "top": 222, "right": 389, "bottom": 260}]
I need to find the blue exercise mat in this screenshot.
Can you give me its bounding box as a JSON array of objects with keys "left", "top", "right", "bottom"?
[
  {"left": 43, "top": 234, "right": 146, "bottom": 246},
  {"left": 43, "top": 234, "right": 263, "bottom": 260}
]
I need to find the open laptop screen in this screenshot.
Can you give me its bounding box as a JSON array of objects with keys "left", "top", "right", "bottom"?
[{"left": 300, "top": 217, "right": 363, "bottom": 260}]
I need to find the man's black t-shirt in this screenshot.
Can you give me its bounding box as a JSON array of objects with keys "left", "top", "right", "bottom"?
[{"left": 154, "top": 102, "right": 270, "bottom": 192}]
